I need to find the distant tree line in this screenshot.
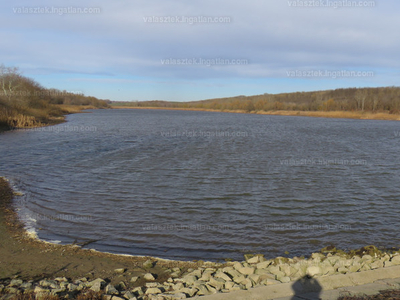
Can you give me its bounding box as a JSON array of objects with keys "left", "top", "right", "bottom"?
[
  {"left": 114, "top": 87, "right": 400, "bottom": 114},
  {"left": 0, "top": 64, "right": 110, "bottom": 130}
]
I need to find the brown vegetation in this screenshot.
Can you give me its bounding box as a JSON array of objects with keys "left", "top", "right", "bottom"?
[
  {"left": 113, "top": 87, "right": 400, "bottom": 120},
  {"left": 0, "top": 64, "right": 110, "bottom": 131}
]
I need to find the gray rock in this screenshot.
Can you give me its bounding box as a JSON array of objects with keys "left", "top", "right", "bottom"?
[
  {"left": 123, "top": 291, "right": 136, "bottom": 299},
  {"left": 114, "top": 268, "right": 126, "bottom": 274},
  {"left": 306, "top": 266, "right": 321, "bottom": 277},
  {"left": 144, "top": 273, "right": 156, "bottom": 281},
  {"left": 196, "top": 284, "right": 211, "bottom": 295},
  {"left": 20, "top": 282, "right": 33, "bottom": 290},
  {"left": 172, "top": 282, "right": 184, "bottom": 291},
  {"left": 146, "top": 282, "right": 159, "bottom": 288},
  {"left": 170, "top": 271, "right": 181, "bottom": 278},
  {"left": 224, "top": 268, "right": 241, "bottom": 279},
  {"left": 111, "top": 297, "right": 125, "bottom": 300},
  {"left": 40, "top": 280, "right": 59, "bottom": 289},
  {"left": 182, "top": 275, "right": 197, "bottom": 285},
  {"left": 132, "top": 286, "right": 144, "bottom": 296},
  {"left": 208, "top": 277, "right": 225, "bottom": 291},
  {"left": 143, "top": 259, "right": 154, "bottom": 269},
  {"left": 232, "top": 275, "right": 246, "bottom": 284},
  {"left": 214, "top": 271, "right": 232, "bottom": 282},
  {"left": 279, "top": 276, "right": 291, "bottom": 283},
  {"left": 205, "top": 284, "right": 218, "bottom": 294},
  {"left": 145, "top": 287, "right": 163, "bottom": 294},
  {"left": 67, "top": 283, "right": 79, "bottom": 292},
  {"left": 338, "top": 267, "right": 349, "bottom": 274},
  {"left": 391, "top": 255, "right": 400, "bottom": 265},
  {"left": 370, "top": 260, "right": 384, "bottom": 269},
  {"left": 256, "top": 260, "right": 272, "bottom": 269},
  {"left": 105, "top": 284, "right": 119, "bottom": 295},
  {"left": 237, "top": 266, "right": 255, "bottom": 276},
  {"left": 89, "top": 278, "right": 106, "bottom": 292},
  {"left": 248, "top": 274, "right": 261, "bottom": 285},
  {"left": 178, "top": 287, "right": 198, "bottom": 297},
  {"left": 9, "top": 279, "right": 23, "bottom": 287}
]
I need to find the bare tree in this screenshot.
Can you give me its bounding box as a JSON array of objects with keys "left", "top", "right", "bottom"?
[{"left": 0, "top": 64, "right": 22, "bottom": 101}]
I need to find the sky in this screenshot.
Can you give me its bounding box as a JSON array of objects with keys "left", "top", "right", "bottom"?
[{"left": 1, "top": 0, "right": 399, "bottom": 102}]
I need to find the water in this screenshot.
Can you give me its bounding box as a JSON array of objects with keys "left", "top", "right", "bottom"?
[{"left": 1, "top": 109, "right": 400, "bottom": 261}]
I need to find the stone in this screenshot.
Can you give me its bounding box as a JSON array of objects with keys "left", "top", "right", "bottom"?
[
  {"left": 241, "top": 278, "right": 253, "bottom": 289},
  {"left": 208, "top": 277, "right": 225, "bottom": 291},
  {"left": 385, "top": 261, "right": 395, "bottom": 268},
  {"left": 256, "top": 260, "right": 272, "bottom": 269},
  {"left": 391, "top": 255, "right": 400, "bottom": 265},
  {"left": 146, "top": 287, "right": 163, "bottom": 294},
  {"left": 187, "top": 269, "right": 202, "bottom": 277},
  {"left": 370, "top": 260, "right": 384, "bottom": 269},
  {"left": 146, "top": 282, "right": 159, "bottom": 288},
  {"left": 205, "top": 284, "right": 217, "bottom": 294},
  {"left": 196, "top": 284, "right": 211, "bottom": 295},
  {"left": 172, "top": 282, "right": 184, "bottom": 291},
  {"left": 182, "top": 275, "right": 197, "bottom": 285},
  {"left": 105, "top": 284, "right": 119, "bottom": 295},
  {"left": 178, "top": 287, "right": 198, "bottom": 297},
  {"left": 266, "top": 279, "right": 281, "bottom": 285},
  {"left": 20, "top": 282, "right": 33, "bottom": 290},
  {"left": 170, "top": 271, "right": 181, "bottom": 278},
  {"left": 306, "top": 266, "right": 321, "bottom": 277},
  {"left": 338, "top": 267, "right": 349, "bottom": 274},
  {"left": 123, "top": 291, "right": 136, "bottom": 299},
  {"left": 214, "top": 271, "right": 232, "bottom": 282},
  {"left": 232, "top": 275, "right": 246, "bottom": 284},
  {"left": 132, "top": 287, "right": 144, "bottom": 296},
  {"left": 9, "top": 279, "right": 23, "bottom": 287},
  {"left": 237, "top": 266, "right": 255, "bottom": 276},
  {"left": 88, "top": 278, "right": 106, "bottom": 288},
  {"left": 111, "top": 297, "right": 125, "bottom": 300},
  {"left": 114, "top": 268, "right": 126, "bottom": 274},
  {"left": 248, "top": 274, "right": 261, "bottom": 285},
  {"left": 67, "top": 283, "right": 79, "bottom": 292},
  {"left": 224, "top": 268, "right": 241, "bottom": 279},
  {"left": 167, "top": 292, "right": 187, "bottom": 299},
  {"left": 246, "top": 256, "right": 260, "bottom": 264},
  {"left": 40, "top": 280, "right": 59, "bottom": 289},
  {"left": 279, "top": 276, "right": 291, "bottom": 283},
  {"left": 144, "top": 273, "right": 156, "bottom": 281},
  {"left": 143, "top": 259, "right": 154, "bottom": 269},
  {"left": 130, "top": 276, "right": 139, "bottom": 283}
]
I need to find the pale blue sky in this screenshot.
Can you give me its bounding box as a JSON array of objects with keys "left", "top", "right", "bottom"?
[{"left": 1, "top": 0, "right": 399, "bottom": 101}]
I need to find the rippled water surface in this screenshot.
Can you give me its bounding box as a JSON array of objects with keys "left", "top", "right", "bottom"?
[{"left": 1, "top": 109, "right": 400, "bottom": 261}]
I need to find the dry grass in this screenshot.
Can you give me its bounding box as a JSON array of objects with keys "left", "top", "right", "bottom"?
[
  {"left": 111, "top": 106, "right": 400, "bottom": 121},
  {"left": 338, "top": 289, "right": 400, "bottom": 299},
  {"left": 57, "top": 105, "right": 98, "bottom": 114},
  {"left": 0, "top": 290, "right": 103, "bottom": 300},
  {"left": 256, "top": 110, "right": 400, "bottom": 120}
]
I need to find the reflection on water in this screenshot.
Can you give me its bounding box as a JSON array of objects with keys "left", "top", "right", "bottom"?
[{"left": 1, "top": 109, "right": 400, "bottom": 261}]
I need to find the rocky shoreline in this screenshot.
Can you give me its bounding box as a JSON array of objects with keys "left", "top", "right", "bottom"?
[
  {"left": 2, "top": 247, "right": 400, "bottom": 300},
  {"left": 1, "top": 177, "right": 400, "bottom": 300}
]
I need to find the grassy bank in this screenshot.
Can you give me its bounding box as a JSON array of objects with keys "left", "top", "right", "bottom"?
[
  {"left": 111, "top": 106, "right": 400, "bottom": 121},
  {"left": 0, "top": 64, "right": 110, "bottom": 132}
]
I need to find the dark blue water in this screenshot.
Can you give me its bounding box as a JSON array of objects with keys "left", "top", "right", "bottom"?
[{"left": 1, "top": 109, "right": 400, "bottom": 261}]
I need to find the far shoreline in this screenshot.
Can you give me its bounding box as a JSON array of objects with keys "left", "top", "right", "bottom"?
[{"left": 111, "top": 106, "right": 400, "bottom": 121}]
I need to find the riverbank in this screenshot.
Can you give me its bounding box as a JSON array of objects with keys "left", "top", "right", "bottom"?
[
  {"left": 2, "top": 176, "right": 400, "bottom": 299},
  {"left": 0, "top": 105, "right": 100, "bottom": 134},
  {"left": 111, "top": 106, "right": 400, "bottom": 121}
]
